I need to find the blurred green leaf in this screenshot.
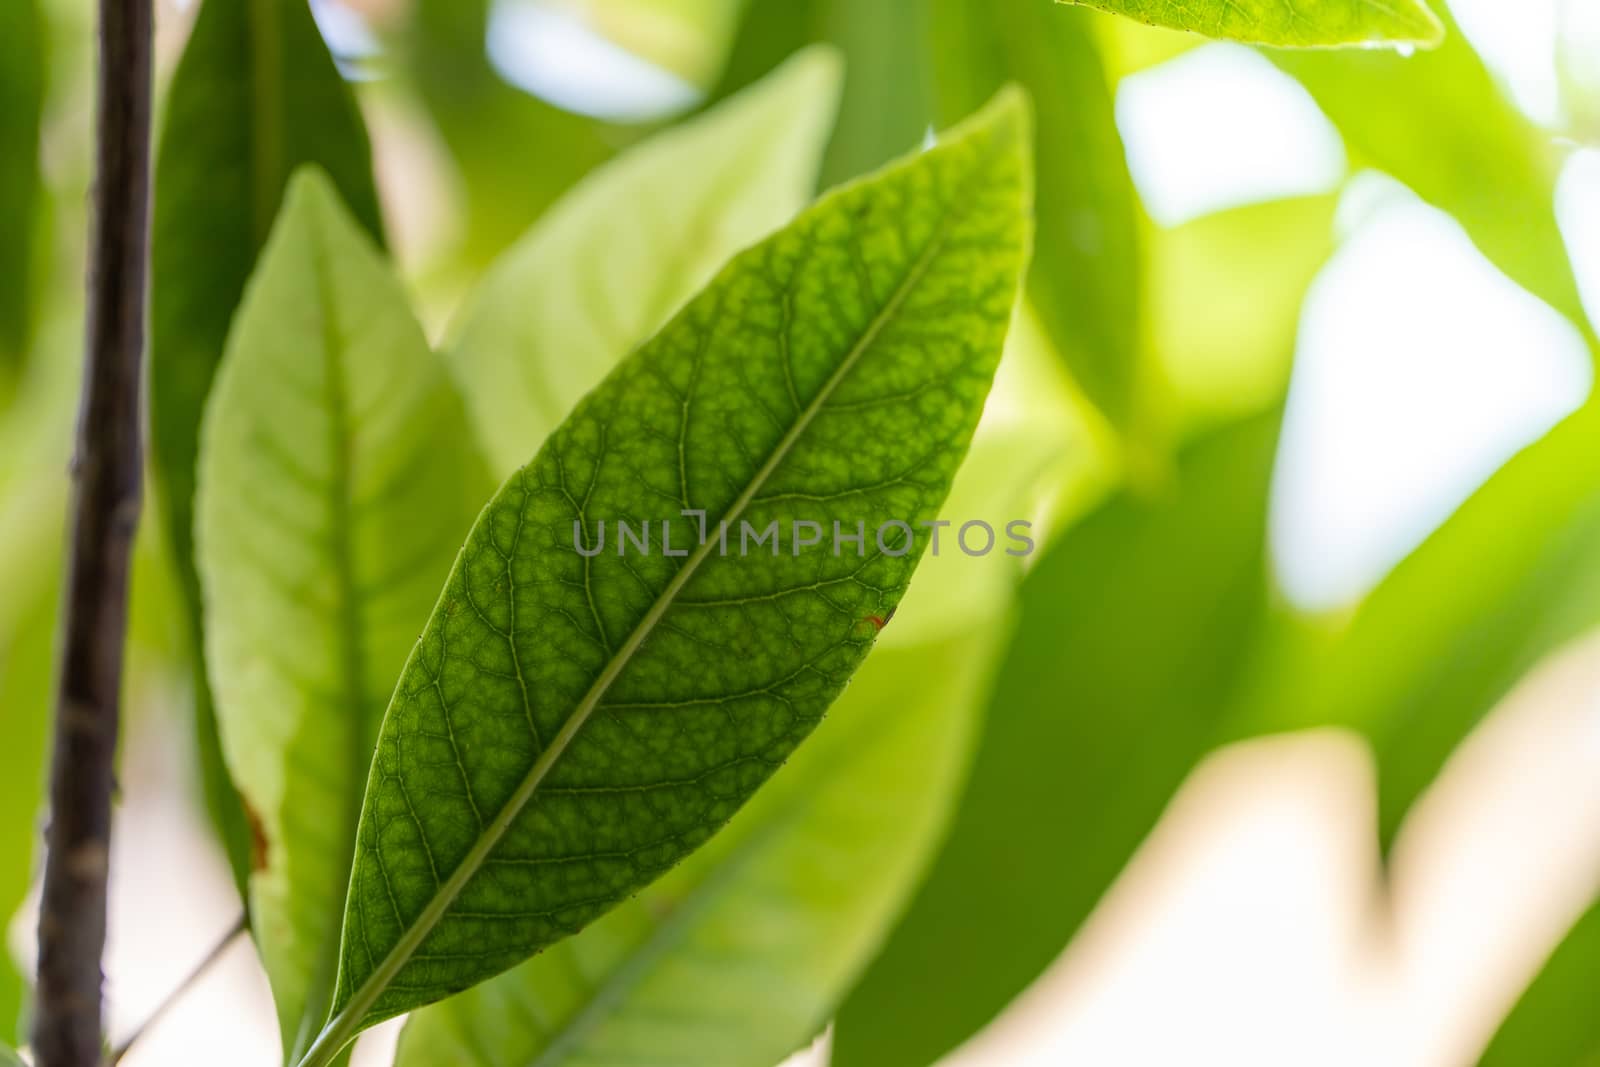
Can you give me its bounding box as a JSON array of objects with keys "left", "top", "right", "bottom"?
[
  {"left": 584, "top": 0, "right": 745, "bottom": 86},
  {"left": 0, "top": 1040, "right": 24, "bottom": 1066},
  {"left": 0, "top": 0, "right": 45, "bottom": 379},
  {"left": 1273, "top": 5, "right": 1598, "bottom": 352},
  {"left": 1061, "top": 0, "right": 1443, "bottom": 48},
  {"left": 1480, "top": 896, "right": 1600, "bottom": 1066},
  {"left": 1251, "top": 407, "right": 1600, "bottom": 852},
  {"left": 149, "top": 0, "right": 386, "bottom": 896},
  {"left": 195, "top": 171, "right": 489, "bottom": 1062},
  {"left": 930, "top": 0, "right": 1149, "bottom": 444},
  {"left": 1150, "top": 195, "right": 1337, "bottom": 430},
  {"left": 833, "top": 405, "right": 1283, "bottom": 1067},
  {"left": 394, "top": 630, "right": 998, "bottom": 1067},
  {"left": 403, "top": 0, "right": 633, "bottom": 266},
  {"left": 305, "top": 94, "right": 1031, "bottom": 1064},
  {"left": 710, "top": 0, "right": 934, "bottom": 186},
  {"left": 447, "top": 47, "right": 841, "bottom": 477}
]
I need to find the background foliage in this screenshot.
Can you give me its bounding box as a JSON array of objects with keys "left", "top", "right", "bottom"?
[{"left": 1, "top": 0, "right": 1598, "bottom": 1064}]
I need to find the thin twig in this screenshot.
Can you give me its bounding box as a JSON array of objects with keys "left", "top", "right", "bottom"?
[
  {"left": 106, "top": 914, "right": 248, "bottom": 1066},
  {"left": 32, "top": 0, "right": 154, "bottom": 1065}
]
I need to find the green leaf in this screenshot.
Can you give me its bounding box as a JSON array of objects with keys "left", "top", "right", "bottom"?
[
  {"left": 1248, "top": 407, "right": 1600, "bottom": 851},
  {"left": 1480, "top": 896, "right": 1600, "bottom": 1066},
  {"left": 0, "top": 0, "right": 45, "bottom": 379},
  {"left": 149, "top": 0, "right": 386, "bottom": 895},
  {"left": 448, "top": 47, "right": 842, "bottom": 478},
  {"left": 930, "top": 0, "right": 1147, "bottom": 438},
  {"left": 1060, "top": 0, "right": 1444, "bottom": 48},
  {"left": 394, "top": 629, "right": 998, "bottom": 1067},
  {"left": 832, "top": 405, "right": 1283, "bottom": 1067},
  {"left": 195, "top": 170, "right": 490, "bottom": 1062},
  {"left": 709, "top": 0, "right": 935, "bottom": 186},
  {"left": 0, "top": 1040, "right": 24, "bottom": 1067},
  {"left": 305, "top": 89, "right": 1032, "bottom": 1064},
  {"left": 1273, "top": 5, "right": 1598, "bottom": 353}
]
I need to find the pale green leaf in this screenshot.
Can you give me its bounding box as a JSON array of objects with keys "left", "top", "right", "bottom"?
[
  {"left": 833, "top": 406, "right": 1283, "bottom": 1067},
  {"left": 447, "top": 47, "right": 842, "bottom": 478},
  {"left": 149, "top": 0, "right": 386, "bottom": 894},
  {"left": 303, "top": 90, "right": 1032, "bottom": 1064},
  {"left": 195, "top": 170, "right": 491, "bottom": 1062},
  {"left": 394, "top": 630, "right": 998, "bottom": 1067},
  {"left": 0, "top": 1040, "right": 24, "bottom": 1067},
  {"left": 1061, "top": 0, "right": 1444, "bottom": 48}
]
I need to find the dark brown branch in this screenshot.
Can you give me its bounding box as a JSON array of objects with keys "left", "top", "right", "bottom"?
[{"left": 32, "top": 0, "right": 154, "bottom": 1064}]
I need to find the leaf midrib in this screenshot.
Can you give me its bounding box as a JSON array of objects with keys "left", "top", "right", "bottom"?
[
  {"left": 523, "top": 666, "right": 919, "bottom": 1067},
  {"left": 305, "top": 155, "right": 988, "bottom": 1066},
  {"left": 287, "top": 220, "right": 375, "bottom": 1065}
]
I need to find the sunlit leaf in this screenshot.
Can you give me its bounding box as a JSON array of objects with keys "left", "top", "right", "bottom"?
[
  {"left": 930, "top": 0, "right": 1147, "bottom": 439},
  {"left": 833, "top": 406, "right": 1283, "bottom": 1067},
  {"left": 1061, "top": 0, "right": 1444, "bottom": 48},
  {"left": 1243, "top": 407, "right": 1600, "bottom": 851},
  {"left": 710, "top": 0, "right": 934, "bottom": 186},
  {"left": 1273, "top": 5, "right": 1598, "bottom": 352},
  {"left": 394, "top": 630, "right": 998, "bottom": 1067},
  {"left": 149, "top": 0, "right": 386, "bottom": 895},
  {"left": 447, "top": 47, "right": 841, "bottom": 477},
  {"left": 195, "top": 171, "right": 490, "bottom": 1062},
  {"left": 303, "top": 91, "right": 1032, "bottom": 1064},
  {"left": 1480, "top": 896, "right": 1600, "bottom": 1066},
  {"left": 0, "top": 0, "right": 45, "bottom": 380}
]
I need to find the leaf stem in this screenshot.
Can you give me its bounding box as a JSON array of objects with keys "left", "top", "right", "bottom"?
[
  {"left": 31, "top": 0, "right": 154, "bottom": 1064},
  {"left": 105, "top": 914, "right": 248, "bottom": 1066}
]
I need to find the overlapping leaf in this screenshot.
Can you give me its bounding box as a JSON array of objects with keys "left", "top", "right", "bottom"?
[
  {"left": 394, "top": 631, "right": 999, "bottom": 1067},
  {"left": 710, "top": 0, "right": 935, "bottom": 186},
  {"left": 1273, "top": 5, "right": 1597, "bottom": 354},
  {"left": 1062, "top": 0, "right": 1443, "bottom": 48},
  {"left": 149, "top": 0, "right": 385, "bottom": 891},
  {"left": 447, "top": 48, "right": 842, "bottom": 477},
  {"left": 195, "top": 171, "right": 489, "bottom": 1062},
  {"left": 302, "top": 90, "right": 1032, "bottom": 1064},
  {"left": 833, "top": 406, "right": 1284, "bottom": 1067},
  {"left": 929, "top": 0, "right": 1147, "bottom": 439}
]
